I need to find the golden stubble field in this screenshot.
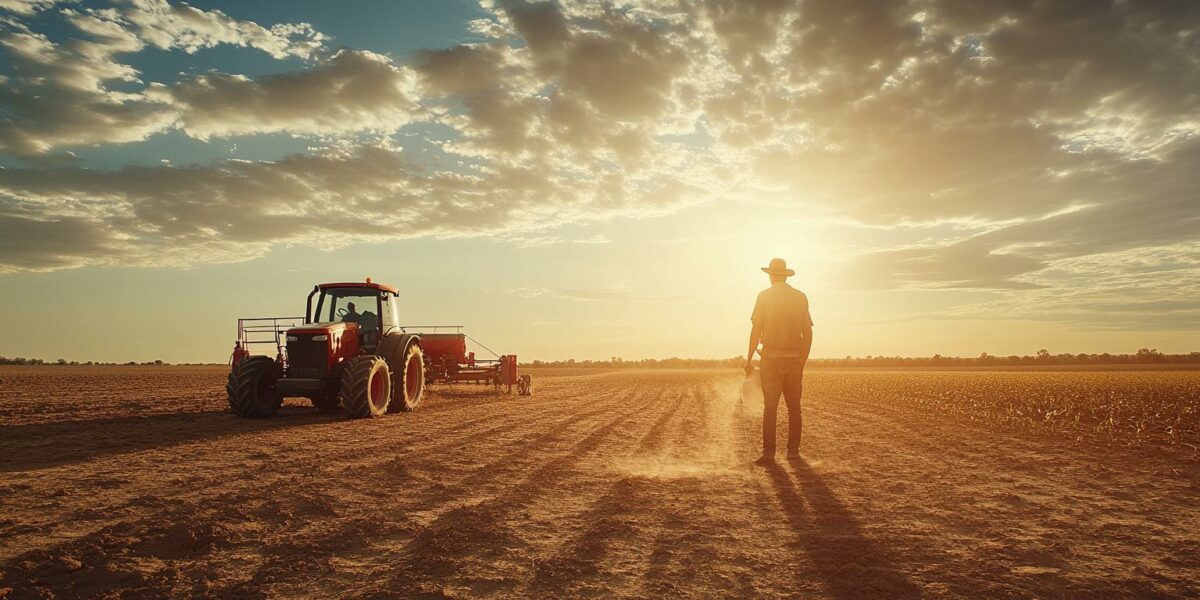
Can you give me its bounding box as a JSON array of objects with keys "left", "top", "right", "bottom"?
[{"left": 1, "top": 366, "right": 1198, "bottom": 598}]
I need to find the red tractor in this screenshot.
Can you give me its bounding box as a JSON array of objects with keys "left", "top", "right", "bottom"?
[{"left": 227, "top": 279, "right": 530, "bottom": 419}]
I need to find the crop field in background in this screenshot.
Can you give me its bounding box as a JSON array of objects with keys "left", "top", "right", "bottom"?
[
  {"left": 1, "top": 366, "right": 1198, "bottom": 598},
  {"left": 807, "top": 370, "right": 1200, "bottom": 450}
]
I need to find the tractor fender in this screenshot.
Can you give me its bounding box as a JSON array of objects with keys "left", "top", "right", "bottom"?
[{"left": 378, "top": 332, "right": 420, "bottom": 370}]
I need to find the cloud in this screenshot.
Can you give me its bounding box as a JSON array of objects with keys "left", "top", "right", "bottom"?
[
  {"left": 678, "top": 0, "right": 1199, "bottom": 295},
  {"left": 935, "top": 243, "right": 1200, "bottom": 331},
  {"left": 0, "top": 19, "right": 410, "bottom": 156},
  {"left": 0, "top": 0, "right": 64, "bottom": 16},
  {"left": 0, "top": 213, "right": 117, "bottom": 270},
  {"left": 843, "top": 142, "right": 1200, "bottom": 289},
  {"left": 166, "top": 49, "right": 420, "bottom": 139},
  {"left": 504, "top": 233, "right": 611, "bottom": 248},
  {"left": 0, "top": 0, "right": 1197, "bottom": 341},
  {"left": 0, "top": 1, "right": 337, "bottom": 158},
  {"left": 119, "top": 0, "right": 325, "bottom": 60},
  {"left": 0, "top": 143, "right": 675, "bottom": 272},
  {"left": 0, "top": 21, "right": 174, "bottom": 157}
]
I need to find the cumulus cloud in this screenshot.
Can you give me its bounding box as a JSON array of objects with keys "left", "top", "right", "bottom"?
[
  {"left": 0, "top": 0, "right": 1197, "bottom": 333},
  {"left": 119, "top": 0, "right": 325, "bottom": 60},
  {"left": 682, "top": 0, "right": 1200, "bottom": 297},
  {"left": 0, "top": 142, "right": 671, "bottom": 272},
  {"left": 0, "top": 3, "right": 417, "bottom": 157},
  {"left": 0, "top": 14, "right": 175, "bottom": 157},
  {"left": 0, "top": 213, "right": 118, "bottom": 271},
  {"left": 166, "top": 49, "right": 420, "bottom": 139},
  {"left": 936, "top": 243, "right": 1200, "bottom": 331},
  {"left": 0, "top": 147, "right": 415, "bottom": 271},
  {"left": 0, "top": 0, "right": 63, "bottom": 16}
]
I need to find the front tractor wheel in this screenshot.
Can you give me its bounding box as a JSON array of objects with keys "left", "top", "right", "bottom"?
[
  {"left": 388, "top": 343, "right": 426, "bottom": 413},
  {"left": 341, "top": 355, "right": 392, "bottom": 418},
  {"left": 227, "top": 356, "right": 284, "bottom": 418}
]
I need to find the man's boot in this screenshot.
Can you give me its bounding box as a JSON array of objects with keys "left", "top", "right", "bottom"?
[{"left": 753, "top": 452, "right": 775, "bottom": 466}]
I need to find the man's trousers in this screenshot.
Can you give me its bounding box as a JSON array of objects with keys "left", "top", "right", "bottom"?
[{"left": 760, "top": 358, "right": 805, "bottom": 453}]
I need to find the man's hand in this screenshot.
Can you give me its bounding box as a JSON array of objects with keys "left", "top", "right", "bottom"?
[{"left": 746, "top": 321, "right": 762, "bottom": 379}]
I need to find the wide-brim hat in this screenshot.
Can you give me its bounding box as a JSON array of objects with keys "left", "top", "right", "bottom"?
[{"left": 761, "top": 258, "right": 795, "bottom": 276}]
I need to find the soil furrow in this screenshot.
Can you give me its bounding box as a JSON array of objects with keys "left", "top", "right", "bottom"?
[{"left": 3, "top": 368, "right": 1198, "bottom": 599}]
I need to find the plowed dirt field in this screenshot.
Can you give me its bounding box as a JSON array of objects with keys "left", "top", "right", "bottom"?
[{"left": 1, "top": 366, "right": 1198, "bottom": 598}]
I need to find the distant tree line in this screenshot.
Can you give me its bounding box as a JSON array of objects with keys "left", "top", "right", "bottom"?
[
  {"left": 3, "top": 348, "right": 1196, "bottom": 368},
  {"left": 813, "top": 348, "right": 1200, "bottom": 367},
  {"left": 524, "top": 348, "right": 1200, "bottom": 369},
  {"left": 0, "top": 357, "right": 167, "bottom": 366}
]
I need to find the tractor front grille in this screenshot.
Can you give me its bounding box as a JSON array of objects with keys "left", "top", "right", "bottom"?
[{"left": 287, "top": 335, "right": 329, "bottom": 379}]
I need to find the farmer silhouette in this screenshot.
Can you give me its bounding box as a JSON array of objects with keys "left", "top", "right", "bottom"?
[{"left": 745, "top": 258, "right": 814, "bottom": 465}]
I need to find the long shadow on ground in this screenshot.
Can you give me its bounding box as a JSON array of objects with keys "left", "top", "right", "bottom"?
[
  {"left": 0, "top": 407, "right": 342, "bottom": 474},
  {"left": 765, "top": 458, "right": 920, "bottom": 599},
  {"left": 0, "top": 383, "right": 543, "bottom": 475}
]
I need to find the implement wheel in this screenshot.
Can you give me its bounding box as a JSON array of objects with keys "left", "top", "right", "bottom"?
[
  {"left": 388, "top": 343, "right": 425, "bottom": 413},
  {"left": 227, "top": 356, "right": 283, "bottom": 418},
  {"left": 341, "top": 355, "right": 391, "bottom": 419}
]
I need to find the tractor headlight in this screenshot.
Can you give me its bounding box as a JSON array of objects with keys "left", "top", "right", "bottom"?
[
  {"left": 312, "top": 335, "right": 329, "bottom": 342},
  {"left": 286, "top": 335, "right": 298, "bottom": 342}
]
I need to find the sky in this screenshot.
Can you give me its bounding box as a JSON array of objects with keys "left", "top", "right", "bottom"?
[{"left": 0, "top": 0, "right": 1197, "bottom": 363}]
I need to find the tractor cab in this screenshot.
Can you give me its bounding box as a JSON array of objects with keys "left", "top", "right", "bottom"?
[{"left": 304, "top": 281, "right": 401, "bottom": 352}]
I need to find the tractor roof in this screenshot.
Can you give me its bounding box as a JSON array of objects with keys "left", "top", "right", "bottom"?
[{"left": 317, "top": 281, "right": 399, "bottom": 295}]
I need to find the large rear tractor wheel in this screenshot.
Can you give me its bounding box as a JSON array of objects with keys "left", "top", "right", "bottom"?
[
  {"left": 227, "top": 356, "right": 284, "bottom": 418},
  {"left": 341, "top": 355, "right": 391, "bottom": 419},
  {"left": 388, "top": 343, "right": 426, "bottom": 413}
]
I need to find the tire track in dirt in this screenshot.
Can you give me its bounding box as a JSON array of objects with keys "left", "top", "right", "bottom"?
[
  {"left": 635, "top": 380, "right": 738, "bottom": 595},
  {"left": 731, "top": 371, "right": 1199, "bottom": 598},
  {"left": 308, "top": 384, "right": 634, "bottom": 497},
  {"left": 0, "top": 379, "right": 619, "bottom": 552},
  {"left": 0, "top": 382, "right": 638, "bottom": 597},
  {"left": 452, "top": 382, "right": 690, "bottom": 595},
  {"left": 4, "top": 369, "right": 1198, "bottom": 599},
  {"left": 362, "top": 380, "right": 686, "bottom": 598},
  {"left": 0, "top": 374, "right": 691, "bottom": 598},
  {"left": 522, "top": 375, "right": 767, "bottom": 598},
  {"left": 181, "top": 379, "right": 667, "bottom": 598},
  {"left": 797, "top": 384, "right": 1200, "bottom": 597},
  {"left": 630, "top": 376, "right": 803, "bottom": 598},
  {"left": 0, "top": 378, "right": 621, "bottom": 564},
  {"left": 523, "top": 381, "right": 694, "bottom": 596}
]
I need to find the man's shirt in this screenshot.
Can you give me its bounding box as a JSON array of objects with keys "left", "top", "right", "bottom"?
[{"left": 751, "top": 282, "right": 814, "bottom": 359}]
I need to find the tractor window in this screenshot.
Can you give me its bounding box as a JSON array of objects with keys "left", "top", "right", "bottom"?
[
  {"left": 380, "top": 294, "right": 399, "bottom": 329},
  {"left": 315, "top": 288, "right": 381, "bottom": 331}
]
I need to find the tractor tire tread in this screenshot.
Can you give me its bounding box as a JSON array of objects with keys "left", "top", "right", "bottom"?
[
  {"left": 341, "top": 355, "right": 389, "bottom": 419},
  {"left": 227, "top": 356, "right": 282, "bottom": 418},
  {"left": 388, "top": 343, "right": 425, "bottom": 413}
]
